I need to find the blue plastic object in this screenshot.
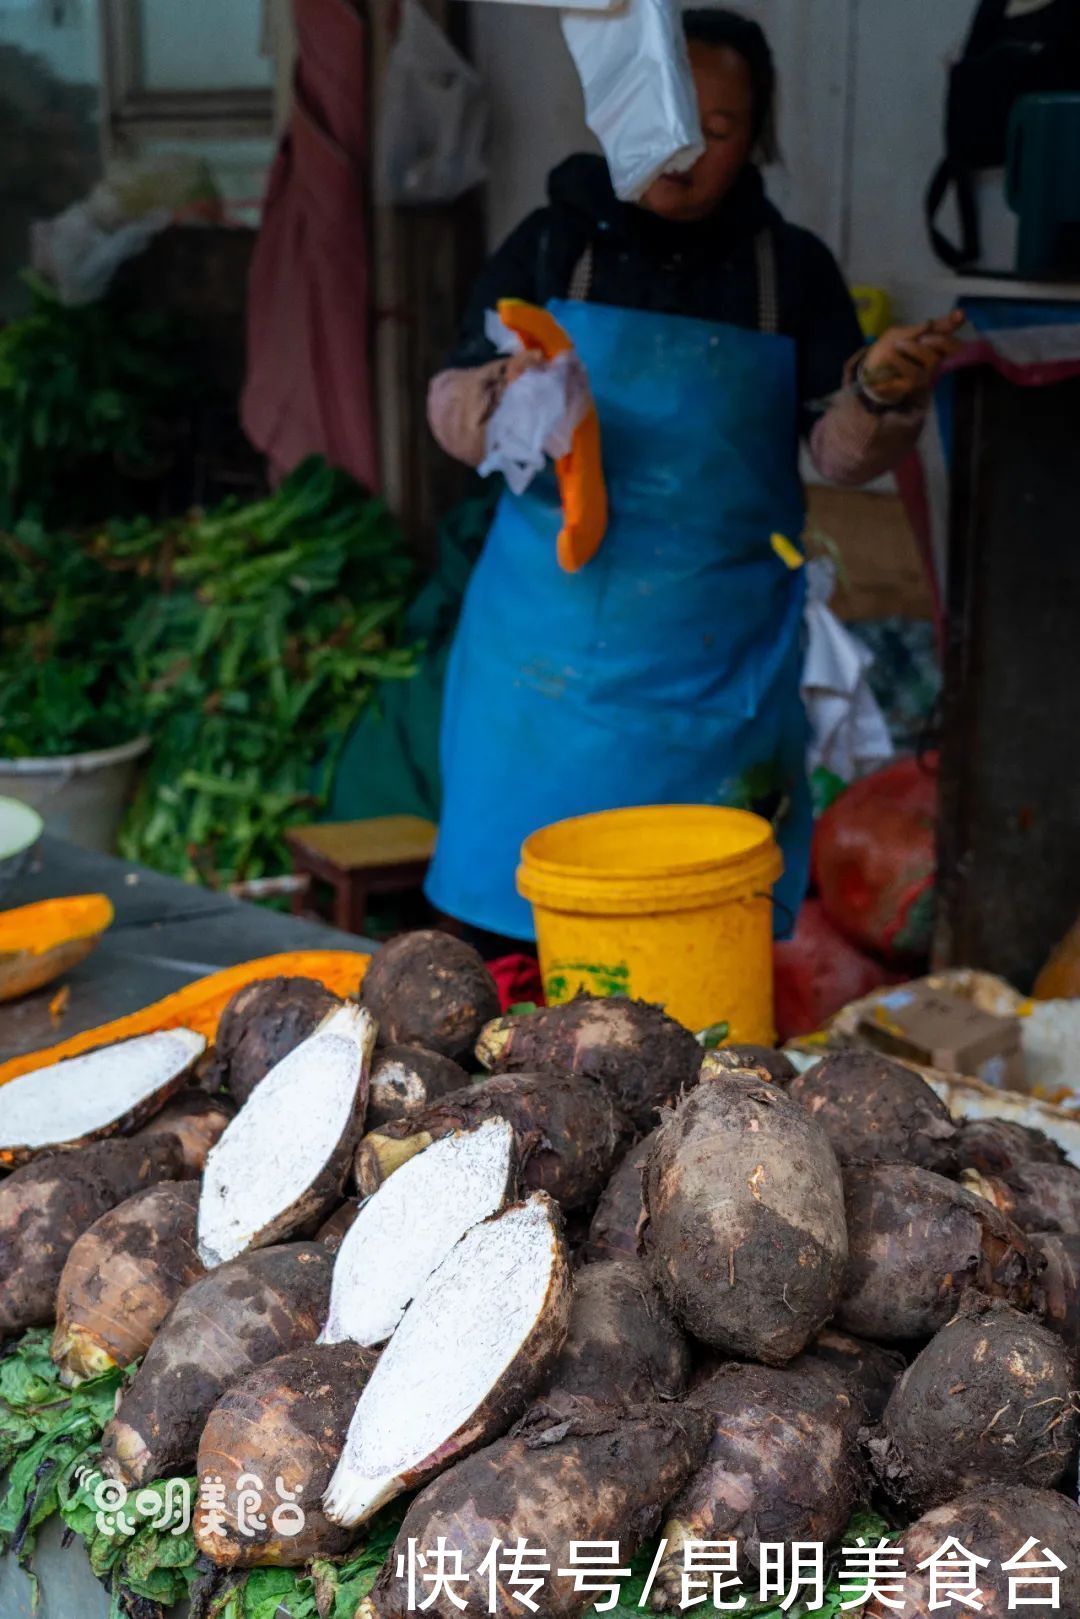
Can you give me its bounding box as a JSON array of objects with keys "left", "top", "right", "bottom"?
[
  {"left": 426, "top": 296, "right": 812, "bottom": 940},
  {"left": 1007, "top": 93, "right": 1080, "bottom": 277}
]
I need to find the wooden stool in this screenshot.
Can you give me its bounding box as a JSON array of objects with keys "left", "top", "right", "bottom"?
[{"left": 285, "top": 816, "right": 437, "bottom": 937}]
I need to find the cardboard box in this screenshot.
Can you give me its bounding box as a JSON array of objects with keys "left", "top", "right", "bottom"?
[{"left": 858, "top": 982, "right": 1025, "bottom": 1092}]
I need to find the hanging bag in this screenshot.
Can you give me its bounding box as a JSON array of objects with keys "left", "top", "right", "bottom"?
[{"left": 926, "top": 0, "right": 1080, "bottom": 269}]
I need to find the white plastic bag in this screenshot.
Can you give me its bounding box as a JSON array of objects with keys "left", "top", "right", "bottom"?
[
  {"left": 802, "top": 558, "right": 895, "bottom": 783},
  {"left": 560, "top": 0, "right": 704, "bottom": 202},
  {"left": 377, "top": 0, "right": 489, "bottom": 206},
  {"left": 30, "top": 204, "right": 170, "bottom": 308},
  {"left": 478, "top": 311, "right": 590, "bottom": 494}
]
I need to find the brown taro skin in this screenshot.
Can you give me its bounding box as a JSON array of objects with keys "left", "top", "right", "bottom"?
[
  {"left": 196, "top": 1341, "right": 378, "bottom": 1567},
  {"left": 957, "top": 1116, "right": 1067, "bottom": 1178},
  {"left": 792, "top": 1328, "right": 907, "bottom": 1424},
  {"left": 650, "top": 1362, "right": 865, "bottom": 1609},
  {"left": 0, "top": 1134, "right": 183, "bottom": 1340},
  {"left": 364, "top": 1072, "right": 634, "bottom": 1212},
  {"left": 973, "top": 1161, "right": 1080, "bottom": 1236},
  {"left": 1031, "top": 1231, "right": 1080, "bottom": 1353},
  {"left": 52, "top": 1180, "right": 204, "bottom": 1380},
  {"left": 644, "top": 1071, "right": 848, "bottom": 1364},
  {"left": 836, "top": 1163, "right": 1038, "bottom": 1343},
  {"left": 865, "top": 1487, "right": 1080, "bottom": 1619},
  {"left": 704, "top": 1045, "right": 797, "bottom": 1084},
  {"left": 359, "top": 1403, "right": 711, "bottom": 1619},
  {"left": 316, "top": 1199, "right": 361, "bottom": 1252},
  {"left": 215, "top": 977, "right": 341, "bottom": 1106},
  {"left": 537, "top": 1259, "right": 690, "bottom": 1408},
  {"left": 134, "top": 1089, "right": 234, "bottom": 1175},
  {"left": 360, "top": 931, "right": 499, "bottom": 1061},
  {"left": 100, "top": 1242, "right": 332, "bottom": 1486},
  {"left": 582, "top": 1129, "right": 660, "bottom": 1264},
  {"left": 787, "top": 1050, "right": 958, "bottom": 1174},
  {"left": 869, "top": 1296, "right": 1080, "bottom": 1511},
  {"left": 476, "top": 996, "right": 703, "bottom": 1130},
  {"left": 366, "top": 1045, "right": 469, "bottom": 1130}
]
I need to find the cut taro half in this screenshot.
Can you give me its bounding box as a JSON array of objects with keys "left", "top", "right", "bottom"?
[
  {"left": 0, "top": 1028, "right": 206, "bottom": 1166},
  {"left": 320, "top": 1116, "right": 517, "bottom": 1348},
  {"left": 323, "top": 1192, "right": 571, "bottom": 1528},
  {"left": 198, "top": 1005, "right": 376, "bottom": 1268}
]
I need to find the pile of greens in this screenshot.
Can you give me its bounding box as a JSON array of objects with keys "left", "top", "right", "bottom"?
[
  {"left": 0, "top": 1329, "right": 894, "bottom": 1619},
  {"left": 0, "top": 277, "right": 190, "bottom": 532},
  {"left": 0, "top": 457, "right": 416, "bottom": 886}
]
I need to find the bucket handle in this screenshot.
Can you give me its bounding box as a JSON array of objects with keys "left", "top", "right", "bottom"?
[{"left": 755, "top": 890, "right": 795, "bottom": 932}]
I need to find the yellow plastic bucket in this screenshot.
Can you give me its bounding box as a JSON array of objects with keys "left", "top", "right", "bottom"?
[{"left": 517, "top": 804, "right": 783, "bottom": 1041}]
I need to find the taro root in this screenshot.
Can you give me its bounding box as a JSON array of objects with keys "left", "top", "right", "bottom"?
[
  {"left": 196, "top": 1342, "right": 378, "bottom": 1567},
  {"left": 643, "top": 1070, "right": 848, "bottom": 1363},
  {"left": 134, "top": 1088, "right": 234, "bottom": 1175},
  {"left": 787, "top": 1050, "right": 958, "bottom": 1174},
  {"left": 360, "top": 930, "right": 499, "bottom": 1060},
  {"left": 964, "top": 1161, "right": 1080, "bottom": 1235},
  {"left": 794, "top": 1327, "right": 907, "bottom": 1423},
  {"left": 864, "top": 1487, "right": 1080, "bottom": 1618},
  {"left": 51, "top": 1180, "right": 204, "bottom": 1385},
  {"left": 0, "top": 1135, "right": 183, "bottom": 1340},
  {"left": 1030, "top": 1231, "right": 1080, "bottom": 1353},
  {"left": 317, "top": 1200, "right": 361, "bottom": 1252},
  {"left": 321, "top": 1119, "right": 517, "bottom": 1348},
  {"left": 836, "top": 1163, "right": 1038, "bottom": 1343},
  {"left": 0, "top": 1028, "right": 205, "bottom": 1167},
  {"left": 324, "top": 1194, "right": 571, "bottom": 1529},
  {"left": 366, "top": 1045, "right": 469, "bottom": 1130},
  {"left": 957, "top": 1116, "right": 1067, "bottom": 1178},
  {"left": 358, "top": 1402, "right": 710, "bottom": 1619},
  {"left": 476, "top": 996, "right": 702, "bottom": 1130},
  {"left": 870, "top": 1297, "right": 1080, "bottom": 1510},
  {"left": 582, "top": 1129, "right": 660, "bottom": 1264},
  {"left": 355, "top": 1071, "right": 633, "bottom": 1211},
  {"left": 701, "top": 1045, "right": 796, "bottom": 1084},
  {"left": 651, "top": 1361, "right": 864, "bottom": 1608},
  {"left": 198, "top": 1005, "right": 375, "bottom": 1267},
  {"left": 101, "top": 1242, "right": 332, "bottom": 1485},
  {"left": 214, "top": 976, "right": 342, "bottom": 1106},
  {"left": 537, "top": 1259, "right": 690, "bottom": 1407}
]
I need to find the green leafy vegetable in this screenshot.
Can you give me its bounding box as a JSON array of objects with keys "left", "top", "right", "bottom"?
[
  {"left": 0, "top": 457, "right": 416, "bottom": 885},
  {"left": 0, "top": 1329, "right": 128, "bottom": 1570},
  {"left": 0, "top": 276, "right": 190, "bottom": 532}
]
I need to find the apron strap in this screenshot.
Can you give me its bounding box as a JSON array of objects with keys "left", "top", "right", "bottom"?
[
  {"left": 753, "top": 228, "right": 780, "bottom": 336},
  {"left": 567, "top": 227, "right": 781, "bottom": 336},
  {"left": 567, "top": 242, "right": 595, "bottom": 302}
]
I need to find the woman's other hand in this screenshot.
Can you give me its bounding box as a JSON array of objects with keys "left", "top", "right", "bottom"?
[
  {"left": 428, "top": 351, "right": 542, "bottom": 468},
  {"left": 858, "top": 311, "right": 966, "bottom": 407}
]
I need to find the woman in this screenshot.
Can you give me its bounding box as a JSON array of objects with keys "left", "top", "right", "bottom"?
[{"left": 424, "top": 9, "right": 962, "bottom": 940}]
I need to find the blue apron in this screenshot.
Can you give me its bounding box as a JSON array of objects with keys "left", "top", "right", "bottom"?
[{"left": 426, "top": 256, "right": 811, "bottom": 941}]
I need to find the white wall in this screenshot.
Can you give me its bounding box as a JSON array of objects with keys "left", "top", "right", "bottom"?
[{"left": 471, "top": 0, "right": 1019, "bottom": 321}]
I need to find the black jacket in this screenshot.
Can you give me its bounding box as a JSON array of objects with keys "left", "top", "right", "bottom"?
[{"left": 450, "top": 156, "right": 865, "bottom": 439}]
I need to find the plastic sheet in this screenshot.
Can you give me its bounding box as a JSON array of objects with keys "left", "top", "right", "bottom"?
[
  {"left": 479, "top": 310, "right": 590, "bottom": 495},
  {"left": 377, "top": 0, "right": 488, "bottom": 205},
  {"left": 560, "top": 0, "right": 703, "bottom": 201}
]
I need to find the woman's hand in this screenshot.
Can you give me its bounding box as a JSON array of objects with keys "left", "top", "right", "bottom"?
[
  {"left": 428, "top": 351, "right": 543, "bottom": 469},
  {"left": 859, "top": 311, "right": 966, "bottom": 407}
]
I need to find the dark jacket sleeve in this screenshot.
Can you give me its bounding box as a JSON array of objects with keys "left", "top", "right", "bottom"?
[
  {"left": 784, "top": 226, "right": 867, "bottom": 440},
  {"left": 447, "top": 210, "right": 550, "bottom": 368}
]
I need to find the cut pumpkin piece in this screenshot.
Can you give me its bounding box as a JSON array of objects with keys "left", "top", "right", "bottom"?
[
  {"left": 323, "top": 1192, "right": 571, "bottom": 1528},
  {"left": 0, "top": 1027, "right": 206, "bottom": 1167},
  {"left": 497, "top": 297, "right": 608, "bottom": 574},
  {"left": 0, "top": 949, "right": 371, "bottom": 1087},
  {"left": 197, "top": 1004, "right": 377, "bottom": 1268},
  {"left": 320, "top": 1117, "right": 517, "bottom": 1349},
  {"left": 0, "top": 893, "right": 114, "bottom": 1004}
]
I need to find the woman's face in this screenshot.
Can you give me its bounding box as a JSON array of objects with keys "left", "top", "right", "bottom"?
[{"left": 641, "top": 42, "right": 757, "bottom": 223}]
